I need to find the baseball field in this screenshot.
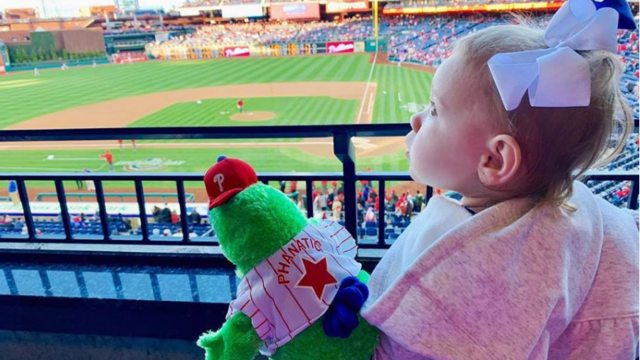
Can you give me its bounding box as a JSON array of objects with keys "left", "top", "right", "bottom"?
[{"left": 0, "top": 53, "right": 433, "bottom": 186}]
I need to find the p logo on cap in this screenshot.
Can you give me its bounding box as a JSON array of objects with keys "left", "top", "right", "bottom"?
[{"left": 204, "top": 157, "right": 258, "bottom": 210}]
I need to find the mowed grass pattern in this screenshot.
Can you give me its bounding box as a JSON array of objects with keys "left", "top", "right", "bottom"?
[
  {"left": 0, "top": 54, "right": 433, "bottom": 128},
  {"left": 130, "top": 97, "right": 359, "bottom": 127},
  {"left": 0, "top": 54, "right": 427, "bottom": 175}
]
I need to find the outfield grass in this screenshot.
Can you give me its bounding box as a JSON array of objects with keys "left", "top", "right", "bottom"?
[
  {"left": 0, "top": 55, "right": 432, "bottom": 128},
  {"left": 0, "top": 54, "right": 428, "bottom": 176},
  {"left": 130, "top": 97, "right": 360, "bottom": 127}
]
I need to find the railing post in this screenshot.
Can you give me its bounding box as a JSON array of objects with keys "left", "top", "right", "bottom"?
[
  {"left": 629, "top": 180, "right": 638, "bottom": 210},
  {"left": 16, "top": 180, "right": 35, "bottom": 240},
  {"left": 176, "top": 180, "right": 190, "bottom": 243},
  {"left": 425, "top": 185, "right": 434, "bottom": 205},
  {"left": 377, "top": 179, "right": 385, "bottom": 247},
  {"left": 54, "top": 180, "right": 73, "bottom": 240},
  {"left": 305, "top": 180, "right": 314, "bottom": 219},
  {"left": 94, "top": 180, "right": 110, "bottom": 241},
  {"left": 334, "top": 132, "right": 357, "bottom": 240},
  {"left": 135, "top": 180, "right": 150, "bottom": 242}
]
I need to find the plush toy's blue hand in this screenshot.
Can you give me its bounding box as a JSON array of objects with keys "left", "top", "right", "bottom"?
[
  {"left": 592, "top": 0, "right": 637, "bottom": 30},
  {"left": 323, "top": 276, "right": 369, "bottom": 338}
]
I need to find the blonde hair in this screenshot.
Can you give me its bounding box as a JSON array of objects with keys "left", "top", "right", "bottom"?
[{"left": 454, "top": 23, "right": 633, "bottom": 208}]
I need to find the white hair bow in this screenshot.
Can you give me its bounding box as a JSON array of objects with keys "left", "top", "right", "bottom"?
[{"left": 487, "top": 0, "right": 635, "bottom": 111}]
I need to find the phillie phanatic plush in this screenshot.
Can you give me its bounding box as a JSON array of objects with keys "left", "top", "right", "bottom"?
[{"left": 197, "top": 156, "right": 379, "bottom": 360}]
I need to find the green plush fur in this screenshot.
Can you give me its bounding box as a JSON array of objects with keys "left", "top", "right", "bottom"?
[{"left": 197, "top": 183, "right": 379, "bottom": 360}]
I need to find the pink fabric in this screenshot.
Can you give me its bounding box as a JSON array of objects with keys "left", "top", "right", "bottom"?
[{"left": 362, "top": 182, "right": 639, "bottom": 360}]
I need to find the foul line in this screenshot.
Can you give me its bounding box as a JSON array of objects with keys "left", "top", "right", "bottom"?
[
  {"left": 366, "top": 93, "right": 374, "bottom": 115},
  {"left": 357, "top": 50, "right": 378, "bottom": 124}
]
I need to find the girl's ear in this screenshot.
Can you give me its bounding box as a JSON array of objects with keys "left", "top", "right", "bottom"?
[{"left": 477, "top": 134, "right": 522, "bottom": 187}]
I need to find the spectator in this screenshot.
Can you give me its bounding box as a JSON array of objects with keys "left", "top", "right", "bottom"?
[
  {"left": 152, "top": 206, "right": 161, "bottom": 223},
  {"left": 315, "top": 191, "right": 328, "bottom": 211},
  {"left": 123, "top": 218, "right": 132, "bottom": 231},
  {"left": 189, "top": 209, "right": 202, "bottom": 224},
  {"left": 404, "top": 196, "right": 414, "bottom": 220},
  {"left": 356, "top": 192, "right": 366, "bottom": 210},
  {"left": 162, "top": 229, "right": 172, "bottom": 237},
  {"left": 327, "top": 188, "right": 335, "bottom": 209},
  {"left": 414, "top": 190, "right": 424, "bottom": 210},
  {"left": 160, "top": 205, "right": 172, "bottom": 223},
  {"left": 8, "top": 180, "right": 19, "bottom": 205},
  {"left": 12, "top": 217, "right": 23, "bottom": 227},
  {"left": 171, "top": 210, "right": 179, "bottom": 224},
  {"left": 363, "top": 183, "right": 371, "bottom": 202},
  {"left": 369, "top": 189, "right": 377, "bottom": 205},
  {"left": 288, "top": 190, "right": 299, "bottom": 203},
  {"left": 332, "top": 196, "right": 343, "bottom": 222},
  {"left": 364, "top": 207, "right": 376, "bottom": 222},
  {"left": 152, "top": 228, "right": 161, "bottom": 236}
]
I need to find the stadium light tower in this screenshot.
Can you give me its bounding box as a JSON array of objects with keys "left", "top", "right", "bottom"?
[
  {"left": 40, "top": 0, "right": 47, "bottom": 18},
  {"left": 373, "top": 0, "right": 379, "bottom": 46}
]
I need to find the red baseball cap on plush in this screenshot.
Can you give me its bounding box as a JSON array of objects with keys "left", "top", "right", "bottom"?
[{"left": 204, "top": 156, "right": 258, "bottom": 210}]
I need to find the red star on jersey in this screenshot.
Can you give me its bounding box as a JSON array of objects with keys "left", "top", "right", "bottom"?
[{"left": 295, "top": 257, "right": 337, "bottom": 301}]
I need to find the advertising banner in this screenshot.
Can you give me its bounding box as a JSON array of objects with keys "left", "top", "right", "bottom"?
[
  {"left": 326, "top": 0, "right": 370, "bottom": 13},
  {"left": 270, "top": 3, "right": 321, "bottom": 20},
  {"left": 221, "top": 5, "right": 264, "bottom": 18},
  {"left": 113, "top": 52, "right": 148, "bottom": 64},
  {"left": 327, "top": 41, "right": 355, "bottom": 54},
  {"left": 223, "top": 46, "right": 251, "bottom": 57}
]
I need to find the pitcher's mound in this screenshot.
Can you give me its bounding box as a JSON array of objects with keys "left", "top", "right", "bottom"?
[{"left": 230, "top": 111, "right": 275, "bottom": 122}]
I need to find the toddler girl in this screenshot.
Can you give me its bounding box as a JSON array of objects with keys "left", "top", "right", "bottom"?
[{"left": 361, "top": 0, "right": 640, "bottom": 359}]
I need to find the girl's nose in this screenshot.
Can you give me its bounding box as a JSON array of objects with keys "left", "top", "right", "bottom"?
[{"left": 410, "top": 113, "right": 422, "bottom": 133}]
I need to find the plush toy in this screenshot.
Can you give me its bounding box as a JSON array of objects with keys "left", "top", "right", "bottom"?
[{"left": 197, "top": 156, "right": 379, "bottom": 360}]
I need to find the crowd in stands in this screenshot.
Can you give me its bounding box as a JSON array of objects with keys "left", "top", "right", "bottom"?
[
  {"left": 384, "top": 0, "right": 548, "bottom": 9},
  {"left": 0, "top": 205, "right": 213, "bottom": 239},
  {"left": 104, "top": 25, "right": 196, "bottom": 36},
  {"left": 179, "top": 0, "right": 560, "bottom": 7},
  {"left": 146, "top": 17, "right": 374, "bottom": 55}
]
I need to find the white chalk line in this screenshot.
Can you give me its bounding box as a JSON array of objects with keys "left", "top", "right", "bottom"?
[
  {"left": 357, "top": 50, "right": 378, "bottom": 124},
  {"left": 366, "top": 92, "right": 374, "bottom": 115}
]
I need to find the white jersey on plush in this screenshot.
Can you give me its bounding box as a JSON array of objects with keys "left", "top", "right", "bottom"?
[{"left": 227, "top": 220, "right": 361, "bottom": 356}]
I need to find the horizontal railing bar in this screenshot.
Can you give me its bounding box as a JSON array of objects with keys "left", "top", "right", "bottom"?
[
  {"left": 0, "top": 170, "right": 635, "bottom": 182},
  {"left": 0, "top": 124, "right": 412, "bottom": 142},
  {"left": 0, "top": 238, "right": 221, "bottom": 246},
  {"left": 0, "top": 172, "right": 346, "bottom": 181}
]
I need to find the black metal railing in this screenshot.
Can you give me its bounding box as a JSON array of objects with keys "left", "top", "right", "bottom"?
[{"left": 0, "top": 124, "right": 637, "bottom": 249}]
